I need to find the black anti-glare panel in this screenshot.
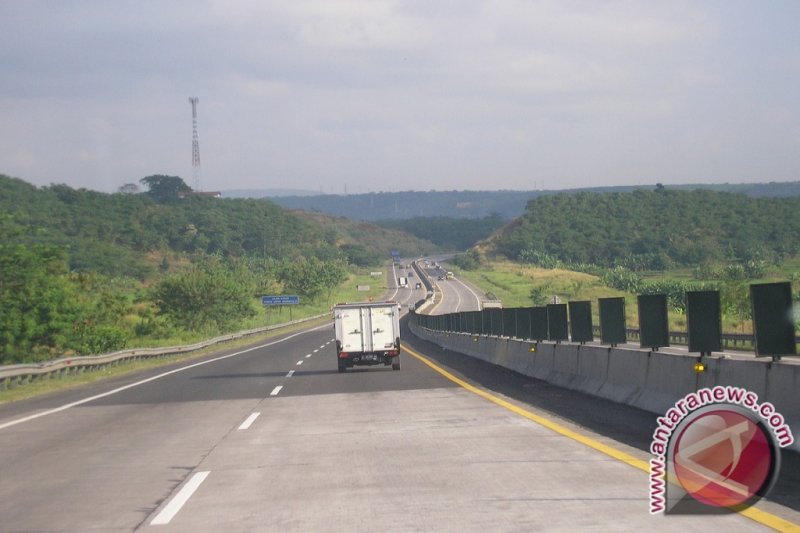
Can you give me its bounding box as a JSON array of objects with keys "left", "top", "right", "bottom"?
[
  {"left": 479, "top": 309, "right": 489, "bottom": 335},
  {"left": 687, "top": 291, "right": 721, "bottom": 354},
  {"left": 531, "top": 306, "right": 548, "bottom": 341},
  {"left": 547, "top": 303, "right": 569, "bottom": 341},
  {"left": 599, "top": 297, "right": 626, "bottom": 345},
  {"left": 515, "top": 308, "right": 533, "bottom": 340},
  {"left": 638, "top": 294, "right": 669, "bottom": 349},
  {"left": 750, "top": 282, "right": 797, "bottom": 357},
  {"left": 568, "top": 301, "right": 593, "bottom": 343},
  {"left": 467, "top": 311, "right": 481, "bottom": 335},
  {"left": 488, "top": 308, "right": 503, "bottom": 336},
  {"left": 502, "top": 308, "right": 517, "bottom": 338}
]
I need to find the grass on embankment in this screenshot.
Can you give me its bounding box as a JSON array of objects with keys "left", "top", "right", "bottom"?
[
  {"left": 450, "top": 260, "right": 639, "bottom": 326},
  {"left": 445, "top": 259, "right": 762, "bottom": 334}
]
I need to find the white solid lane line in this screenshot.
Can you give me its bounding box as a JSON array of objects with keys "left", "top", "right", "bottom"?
[
  {"left": 150, "top": 471, "right": 210, "bottom": 525},
  {"left": 238, "top": 412, "right": 260, "bottom": 430},
  {"left": 286, "top": 370, "right": 295, "bottom": 378}
]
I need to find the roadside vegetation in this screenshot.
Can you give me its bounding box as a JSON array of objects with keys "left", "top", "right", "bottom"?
[
  {"left": 0, "top": 264, "right": 391, "bottom": 404},
  {"left": 449, "top": 259, "right": 800, "bottom": 336},
  {"left": 461, "top": 187, "right": 799, "bottom": 334},
  {"left": 0, "top": 174, "right": 432, "bottom": 365}
]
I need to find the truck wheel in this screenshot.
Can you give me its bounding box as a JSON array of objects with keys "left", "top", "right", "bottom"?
[
  {"left": 338, "top": 364, "right": 346, "bottom": 373},
  {"left": 392, "top": 361, "right": 401, "bottom": 371}
]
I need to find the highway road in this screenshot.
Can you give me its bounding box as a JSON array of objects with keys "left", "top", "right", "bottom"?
[
  {"left": 0, "top": 262, "right": 798, "bottom": 531},
  {"left": 410, "top": 259, "right": 484, "bottom": 314}
]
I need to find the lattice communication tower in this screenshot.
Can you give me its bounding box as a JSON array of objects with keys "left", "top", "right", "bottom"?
[{"left": 189, "top": 97, "right": 201, "bottom": 191}]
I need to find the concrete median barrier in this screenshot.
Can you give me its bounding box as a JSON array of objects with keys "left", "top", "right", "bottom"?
[
  {"left": 573, "top": 345, "right": 608, "bottom": 397},
  {"left": 547, "top": 343, "right": 580, "bottom": 389},
  {"left": 595, "top": 347, "right": 648, "bottom": 407},
  {"left": 409, "top": 320, "right": 798, "bottom": 453},
  {"left": 637, "top": 351, "right": 697, "bottom": 415}
]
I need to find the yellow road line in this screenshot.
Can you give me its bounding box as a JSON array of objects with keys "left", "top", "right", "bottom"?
[{"left": 404, "top": 344, "right": 799, "bottom": 532}]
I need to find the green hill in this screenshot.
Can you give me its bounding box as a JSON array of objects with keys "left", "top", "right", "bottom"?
[
  {"left": 0, "top": 174, "right": 435, "bottom": 363},
  {"left": 0, "top": 175, "right": 433, "bottom": 277},
  {"left": 487, "top": 188, "right": 800, "bottom": 269}
]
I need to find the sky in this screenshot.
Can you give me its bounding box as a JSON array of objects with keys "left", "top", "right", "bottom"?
[{"left": 1, "top": 1, "right": 799, "bottom": 194}]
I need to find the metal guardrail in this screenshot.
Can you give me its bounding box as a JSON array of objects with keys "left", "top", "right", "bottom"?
[{"left": 0, "top": 313, "right": 330, "bottom": 391}]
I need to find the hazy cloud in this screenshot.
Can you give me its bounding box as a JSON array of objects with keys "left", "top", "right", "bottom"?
[{"left": 1, "top": 0, "right": 798, "bottom": 193}]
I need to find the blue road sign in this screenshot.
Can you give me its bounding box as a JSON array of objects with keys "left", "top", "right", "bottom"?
[{"left": 261, "top": 295, "right": 300, "bottom": 305}]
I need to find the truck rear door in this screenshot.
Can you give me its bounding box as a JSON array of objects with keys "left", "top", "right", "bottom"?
[
  {"left": 339, "top": 307, "right": 366, "bottom": 353},
  {"left": 368, "top": 306, "right": 397, "bottom": 351}
]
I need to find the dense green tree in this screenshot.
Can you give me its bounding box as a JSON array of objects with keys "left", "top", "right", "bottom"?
[
  {"left": 452, "top": 249, "right": 481, "bottom": 270},
  {"left": 278, "top": 256, "right": 347, "bottom": 303},
  {"left": 339, "top": 243, "right": 380, "bottom": 266},
  {"left": 152, "top": 255, "right": 256, "bottom": 331},
  {"left": 0, "top": 216, "right": 130, "bottom": 361},
  {"left": 0, "top": 238, "right": 74, "bottom": 361},
  {"left": 139, "top": 175, "right": 192, "bottom": 203}
]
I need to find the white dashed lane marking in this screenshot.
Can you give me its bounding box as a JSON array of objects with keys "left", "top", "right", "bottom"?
[
  {"left": 296, "top": 360, "right": 303, "bottom": 366},
  {"left": 238, "top": 412, "right": 260, "bottom": 430},
  {"left": 150, "top": 471, "right": 210, "bottom": 525},
  {"left": 270, "top": 386, "right": 283, "bottom": 396},
  {"left": 286, "top": 370, "right": 295, "bottom": 378}
]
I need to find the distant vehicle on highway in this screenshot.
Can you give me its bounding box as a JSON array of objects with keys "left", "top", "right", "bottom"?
[
  {"left": 445, "top": 271, "right": 454, "bottom": 280},
  {"left": 437, "top": 275, "right": 445, "bottom": 281},
  {"left": 415, "top": 282, "right": 422, "bottom": 289},
  {"left": 398, "top": 276, "right": 408, "bottom": 288}
]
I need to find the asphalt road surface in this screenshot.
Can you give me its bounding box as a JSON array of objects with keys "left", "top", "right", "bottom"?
[{"left": 1, "top": 304, "right": 798, "bottom": 530}]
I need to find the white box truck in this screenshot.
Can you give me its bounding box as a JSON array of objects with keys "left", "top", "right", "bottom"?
[
  {"left": 398, "top": 276, "right": 408, "bottom": 288},
  {"left": 333, "top": 301, "right": 401, "bottom": 372}
]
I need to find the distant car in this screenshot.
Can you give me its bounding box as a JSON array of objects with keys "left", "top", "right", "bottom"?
[
  {"left": 437, "top": 275, "right": 445, "bottom": 281},
  {"left": 415, "top": 282, "right": 422, "bottom": 289}
]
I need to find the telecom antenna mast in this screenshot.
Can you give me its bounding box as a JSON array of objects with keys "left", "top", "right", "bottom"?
[{"left": 189, "top": 97, "right": 201, "bottom": 191}]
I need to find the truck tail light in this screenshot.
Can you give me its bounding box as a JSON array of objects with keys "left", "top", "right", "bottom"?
[{"left": 338, "top": 352, "right": 350, "bottom": 359}]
